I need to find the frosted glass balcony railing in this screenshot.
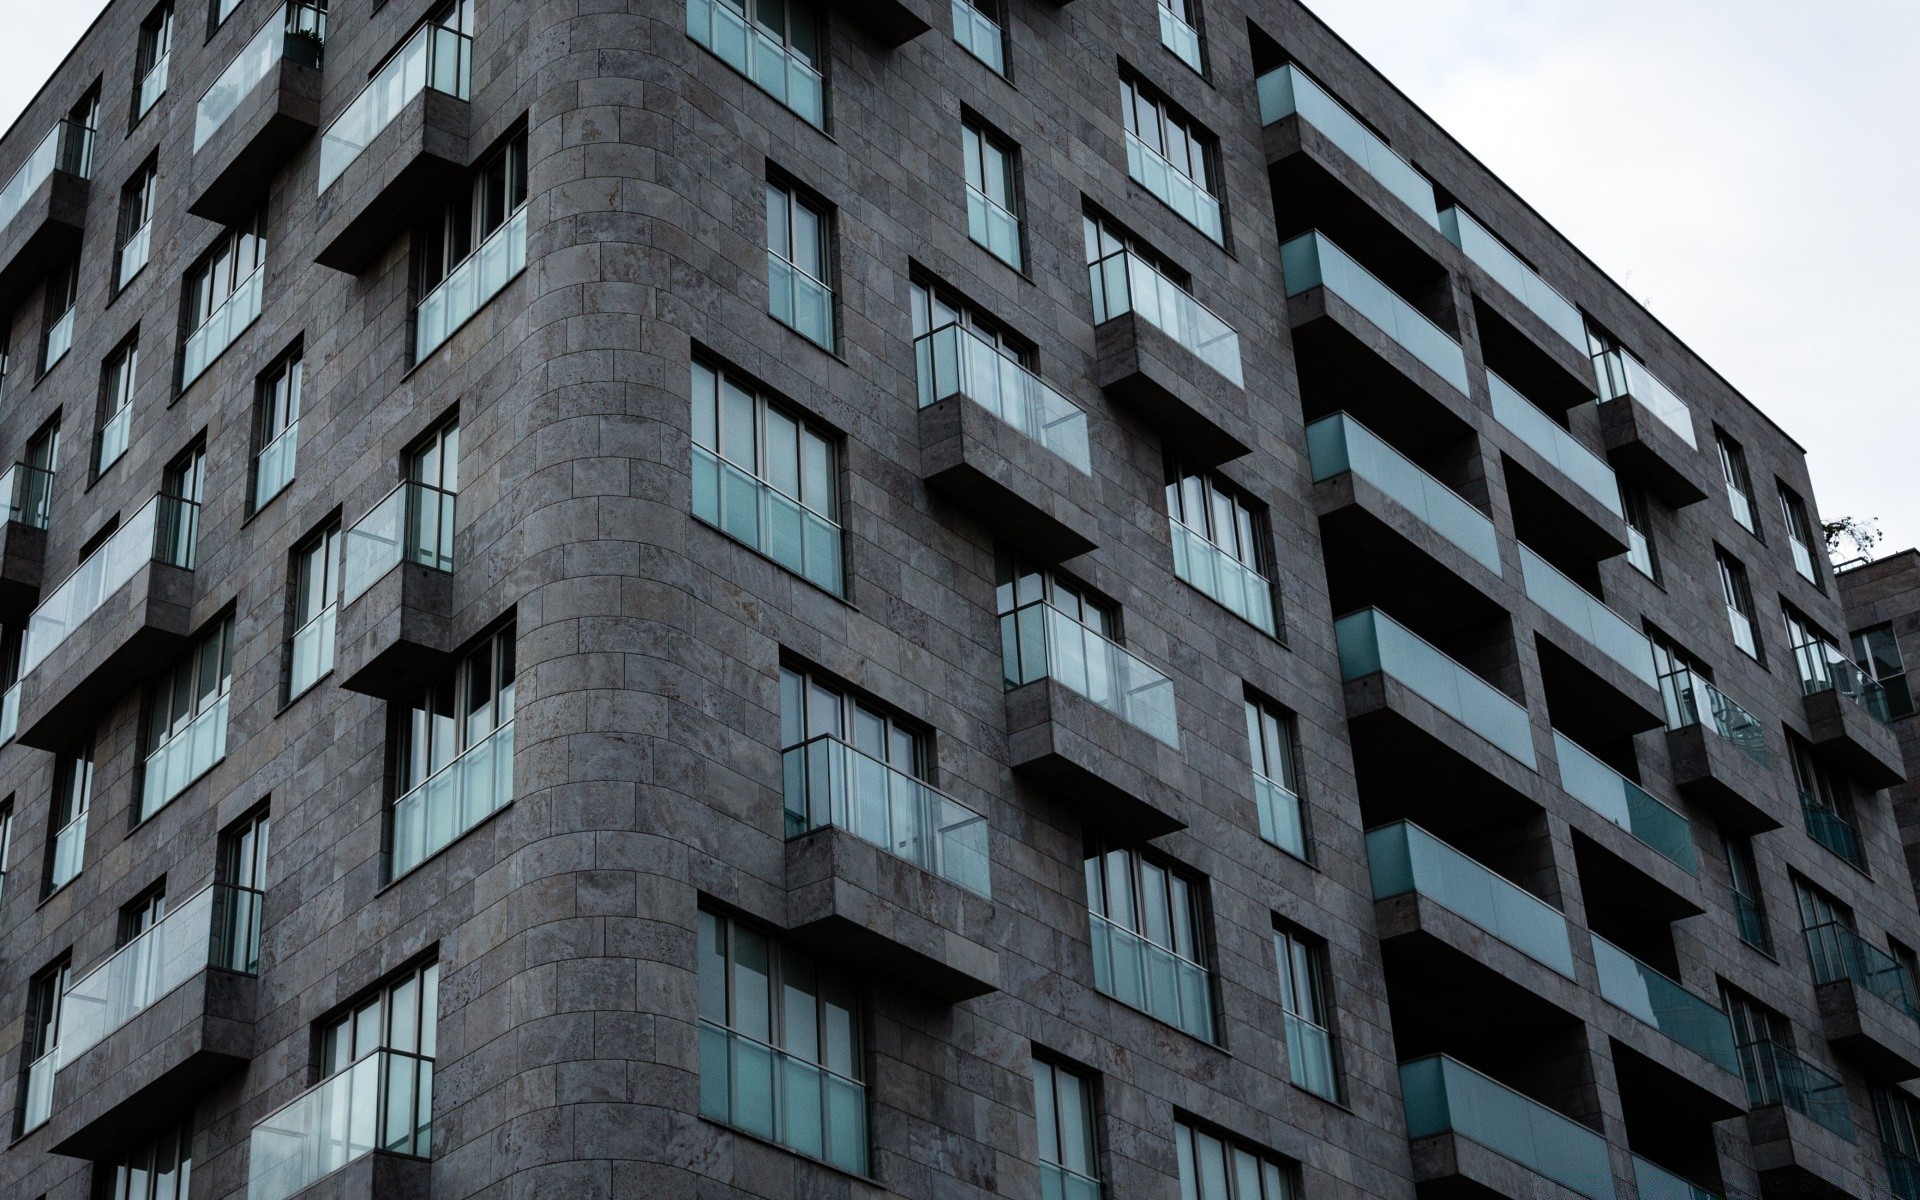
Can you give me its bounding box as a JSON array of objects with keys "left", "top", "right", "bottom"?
[
  {"left": 1367, "top": 822, "right": 1573, "bottom": 975},
  {"left": 1592, "top": 345, "right": 1697, "bottom": 449},
  {"left": 254, "top": 423, "right": 298, "bottom": 510},
  {"left": 1552, "top": 733, "right": 1695, "bottom": 873},
  {"left": 0, "top": 116, "right": 93, "bottom": 236},
  {"left": 48, "top": 809, "right": 86, "bottom": 892},
  {"left": 692, "top": 445, "right": 843, "bottom": 594},
  {"left": 287, "top": 606, "right": 335, "bottom": 698},
  {"left": 1803, "top": 920, "right": 1919, "bottom": 1018},
  {"left": 1307, "top": 413, "right": 1500, "bottom": 575},
  {"left": 1658, "top": 665, "right": 1768, "bottom": 766},
  {"left": 1399, "top": 1055, "right": 1612, "bottom": 1200},
  {"left": 98, "top": 403, "right": 131, "bottom": 473},
  {"left": 0, "top": 462, "right": 54, "bottom": 528},
  {"left": 1634, "top": 1156, "right": 1724, "bottom": 1200},
  {"left": 247, "top": 1049, "right": 433, "bottom": 1200},
  {"left": 180, "top": 266, "right": 264, "bottom": 389},
  {"left": 195, "top": 1, "right": 328, "bottom": 150},
  {"left": 1487, "top": 372, "right": 1622, "bottom": 517},
  {"left": 1889, "top": 1150, "right": 1920, "bottom": 1200},
  {"left": 390, "top": 719, "right": 514, "bottom": 878},
  {"left": 341, "top": 481, "right": 456, "bottom": 604},
  {"left": 1282, "top": 231, "right": 1470, "bottom": 394},
  {"left": 1518, "top": 544, "right": 1657, "bottom": 687},
  {"left": 415, "top": 207, "right": 526, "bottom": 363},
  {"left": 1000, "top": 599, "right": 1180, "bottom": 747},
  {"left": 768, "top": 250, "right": 834, "bottom": 349},
  {"left": 951, "top": 0, "right": 1003, "bottom": 73},
  {"left": 686, "top": 0, "right": 824, "bottom": 128},
  {"left": 1737, "top": 1039, "right": 1853, "bottom": 1140},
  {"left": 781, "top": 734, "right": 991, "bottom": 897},
  {"left": 141, "top": 693, "right": 231, "bottom": 821},
  {"left": 1255, "top": 64, "right": 1438, "bottom": 226},
  {"left": 965, "top": 184, "right": 1023, "bottom": 268},
  {"left": 118, "top": 220, "right": 152, "bottom": 285},
  {"left": 912, "top": 324, "right": 1092, "bottom": 472},
  {"left": 1803, "top": 798, "right": 1864, "bottom": 868},
  {"left": 1285, "top": 1012, "right": 1337, "bottom": 1100},
  {"left": 1254, "top": 772, "right": 1307, "bottom": 859},
  {"left": 1087, "top": 247, "right": 1242, "bottom": 386},
  {"left": 698, "top": 1021, "right": 866, "bottom": 1173},
  {"left": 1169, "top": 519, "right": 1277, "bottom": 634},
  {"left": 21, "top": 1048, "right": 56, "bottom": 1132},
  {"left": 1090, "top": 911, "right": 1215, "bottom": 1040},
  {"left": 1591, "top": 934, "right": 1739, "bottom": 1073},
  {"left": 45, "top": 308, "right": 75, "bottom": 369},
  {"left": 1158, "top": 6, "right": 1202, "bottom": 72},
  {"left": 1125, "top": 131, "right": 1222, "bottom": 244},
  {"left": 1439, "top": 207, "right": 1586, "bottom": 351},
  {"left": 0, "top": 682, "right": 19, "bottom": 743},
  {"left": 23, "top": 494, "right": 199, "bottom": 675},
  {"left": 1336, "top": 609, "right": 1536, "bottom": 768},
  {"left": 317, "top": 22, "right": 470, "bottom": 192},
  {"left": 57, "top": 883, "right": 263, "bottom": 1066},
  {"left": 138, "top": 55, "right": 170, "bottom": 121}
]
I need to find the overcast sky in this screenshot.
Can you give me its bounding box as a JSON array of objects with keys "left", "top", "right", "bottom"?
[{"left": 4, "top": 0, "right": 1916, "bottom": 551}]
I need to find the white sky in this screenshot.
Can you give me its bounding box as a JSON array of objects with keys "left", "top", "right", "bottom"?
[{"left": 4, "top": 0, "right": 1916, "bottom": 549}]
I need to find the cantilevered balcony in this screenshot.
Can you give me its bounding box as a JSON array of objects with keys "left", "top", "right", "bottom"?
[
  {"left": 0, "top": 461, "right": 53, "bottom": 621},
  {"left": 781, "top": 735, "right": 998, "bottom": 1000},
  {"left": 1553, "top": 733, "right": 1696, "bottom": 875},
  {"left": 1658, "top": 665, "right": 1783, "bottom": 834},
  {"left": 1592, "top": 344, "right": 1714, "bottom": 507},
  {"left": 335, "top": 481, "right": 457, "bottom": 697},
  {"left": 47, "top": 884, "right": 262, "bottom": 1157},
  {"left": 1399, "top": 1054, "right": 1613, "bottom": 1200},
  {"left": 313, "top": 22, "right": 471, "bottom": 272},
  {"left": 0, "top": 116, "right": 91, "bottom": 309},
  {"left": 1439, "top": 205, "right": 1594, "bottom": 401},
  {"left": 1257, "top": 64, "right": 1439, "bottom": 228},
  {"left": 189, "top": 2, "right": 326, "bottom": 223},
  {"left": 1741, "top": 1039, "right": 1859, "bottom": 1199},
  {"left": 1518, "top": 544, "right": 1664, "bottom": 735},
  {"left": 1309, "top": 413, "right": 1499, "bottom": 574},
  {"left": 1369, "top": 821, "right": 1574, "bottom": 976},
  {"left": 15, "top": 495, "right": 198, "bottom": 750},
  {"left": 1002, "top": 600, "right": 1191, "bottom": 838},
  {"left": 914, "top": 323, "right": 1098, "bottom": 560},
  {"left": 1803, "top": 920, "right": 1920, "bottom": 1081},
  {"left": 248, "top": 1049, "right": 432, "bottom": 1200},
  {"left": 1488, "top": 371, "right": 1629, "bottom": 562},
  {"left": 1087, "top": 247, "right": 1249, "bottom": 463},
  {"left": 1793, "top": 649, "right": 1905, "bottom": 788}
]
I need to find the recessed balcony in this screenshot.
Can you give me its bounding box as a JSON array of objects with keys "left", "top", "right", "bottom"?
[
  {"left": 188, "top": 2, "right": 326, "bottom": 224},
  {"left": 247, "top": 1049, "right": 432, "bottom": 1200},
  {"left": 1552, "top": 732, "right": 1696, "bottom": 876},
  {"left": 1399, "top": 1053, "right": 1613, "bottom": 1200},
  {"left": 1804, "top": 920, "right": 1920, "bottom": 1081},
  {"left": 335, "top": 481, "right": 456, "bottom": 697},
  {"left": 1369, "top": 820, "right": 1574, "bottom": 977},
  {"left": 1591, "top": 933, "right": 1740, "bottom": 1078},
  {"left": 913, "top": 323, "right": 1099, "bottom": 561},
  {"left": 1657, "top": 666, "right": 1783, "bottom": 834},
  {"left": 1488, "top": 371, "right": 1629, "bottom": 562},
  {"left": 1632, "top": 1155, "right": 1726, "bottom": 1200},
  {"left": 0, "top": 462, "right": 53, "bottom": 622},
  {"left": 1518, "top": 544, "right": 1664, "bottom": 736},
  {"left": 1257, "top": 65, "right": 1439, "bottom": 228},
  {"left": 1439, "top": 205, "right": 1595, "bottom": 402},
  {"left": 0, "top": 116, "right": 90, "bottom": 310}
]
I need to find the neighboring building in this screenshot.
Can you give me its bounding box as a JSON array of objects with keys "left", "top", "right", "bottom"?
[
  {"left": 0, "top": 0, "right": 1913, "bottom": 1196},
  {"left": 1840, "top": 552, "right": 1920, "bottom": 890}
]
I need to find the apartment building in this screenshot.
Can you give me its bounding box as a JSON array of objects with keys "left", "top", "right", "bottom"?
[{"left": 0, "top": 0, "right": 1913, "bottom": 1195}]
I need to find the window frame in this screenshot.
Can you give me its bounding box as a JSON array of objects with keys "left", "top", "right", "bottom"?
[
  {"left": 1032, "top": 1055, "right": 1101, "bottom": 1197},
  {"left": 960, "top": 116, "right": 1024, "bottom": 270},
  {"left": 1716, "top": 549, "right": 1761, "bottom": 661},
  {"left": 764, "top": 177, "right": 836, "bottom": 350},
  {"left": 1715, "top": 427, "right": 1760, "bottom": 539}
]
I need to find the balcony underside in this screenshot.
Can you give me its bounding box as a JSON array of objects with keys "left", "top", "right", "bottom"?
[
  {"left": 1747, "top": 1105, "right": 1863, "bottom": 1200},
  {"left": 1816, "top": 978, "right": 1920, "bottom": 1082},
  {"left": 1264, "top": 117, "right": 1449, "bottom": 288},
  {"left": 189, "top": 59, "right": 323, "bottom": 224},
  {"left": 1092, "top": 312, "right": 1251, "bottom": 466},
  {"left": 1498, "top": 451, "right": 1628, "bottom": 565},
  {"left": 1467, "top": 293, "right": 1595, "bottom": 411},
  {"left": 1289, "top": 289, "right": 1475, "bottom": 450},
  {"left": 1005, "top": 678, "right": 1190, "bottom": 840},
  {"left": 17, "top": 562, "right": 195, "bottom": 751},
  {"left": 1531, "top": 634, "right": 1664, "bottom": 744},
  {"left": 0, "top": 170, "right": 87, "bottom": 312},
  {"left": 0, "top": 519, "right": 46, "bottom": 623},
  {"left": 918, "top": 396, "right": 1099, "bottom": 563},
  {"left": 1608, "top": 1038, "right": 1746, "bottom": 1129},
  {"left": 1664, "top": 724, "right": 1784, "bottom": 835},
  {"left": 1408, "top": 1133, "right": 1595, "bottom": 1200},
  {"left": 1345, "top": 675, "right": 1541, "bottom": 835},
  {"left": 1568, "top": 828, "right": 1703, "bottom": 929},
  {"left": 337, "top": 561, "right": 456, "bottom": 699},
  {"left": 313, "top": 88, "right": 469, "bottom": 274},
  {"left": 1802, "top": 689, "right": 1905, "bottom": 789},
  {"left": 832, "top": 0, "right": 940, "bottom": 44},
  {"left": 1598, "top": 396, "right": 1713, "bottom": 508},
  {"left": 1377, "top": 897, "right": 1577, "bottom": 1060},
  {"left": 1315, "top": 477, "right": 1505, "bottom": 642}
]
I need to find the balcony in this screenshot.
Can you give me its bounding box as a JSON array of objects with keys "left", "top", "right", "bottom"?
[
  {"left": 46, "top": 884, "right": 261, "bottom": 1157},
  {"left": 782, "top": 737, "right": 997, "bottom": 1000},
  {"left": 1087, "top": 247, "right": 1249, "bottom": 464},
  {"left": 1593, "top": 347, "right": 1714, "bottom": 508},
  {"left": 913, "top": 323, "right": 1099, "bottom": 561},
  {"left": 1399, "top": 1054, "right": 1612, "bottom": 1200},
  {"left": 15, "top": 495, "right": 198, "bottom": 750},
  {"left": 1797, "top": 655, "right": 1905, "bottom": 788},
  {"left": 1742, "top": 1040, "right": 1860, "bottom": 1199},
  {"left": 413, "top": 206, "right": 527, "bottom": 364},
  {"left": 0, "top": 116, "right": 90, "bottom": 311},
  {"left": 1439, "top": 205, "right": 1594, "bottom": 401},
  {"left": 1309, "top": 412, "right": 1499, "bottom": 577},
  {"left": 1553, "top": 732, "right": 1696, "bottom": 875},
  {"left": 188, "top": 2, "right": 326, "bottom": 224},
  {"left": 1368, "top": 821, "right": 1574, "bottom": 977},
  {"left": 1090, "top": 912, "right": 1214, "bottom": 1041},
  {"left": 313, "top": 23, "right": 471, "bottom": 273},
  {"left": 1439, "top": 206, "right": 1585, "bottom": 354},
  {"left": 1256, "top": 64, "right": 1440, "bottom": 234},
  {"left": 1633, "top": 1156, "right": 1724, "bottom": 1200},
  {"left": 336, "top": 481, "right": 457, "bottom": 697},
  {"left": 1002, "top": 600, "right": 1191, "bottom": 839},
  {"left": 179, "top": 266, "right": 264, "bottom": 392},
  {"left": 687, "top": 0, "right": 824, "bottom": 127},
  {"left": 1804, "top": 921, "right": 1920, "bottom": 1081},
  {"left": 1518, "top": 544, "right": 1664, "bottom": 734},
  {"left": 1659, "top": 665, "right": 1783, "bottom": 834},
  {"left": 1125, "top": 130, "right": 1222, "bottom": 244},
  {"left": 1169, "top": 518, "right": 1278, "bottom": 636},
  {"left": 390, "top": 719, "right": 513, "bottom": 879},
  {"left": 0, "top": 462, "right": 53, "bottom": 621},
  {"left": 247, "top": 1049, "right": 433, "bottom": 1200},
  {"left": 1590, "top": 934, "right": 1739, "bottom": 1075},
  {"left": 1488, "top": 371, "right": 1629, "bottom": 561}
]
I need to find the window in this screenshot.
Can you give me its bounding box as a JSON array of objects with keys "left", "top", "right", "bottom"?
[
  {"left": 219, "top": 809, "right": 269, "bottom": 974},
  {"left": 1033, "top": 1057, "right": 1100, "bottom": 1199},
  {"left": 951, "top": 0, "right": 1004, "bottom": 74},
  {"left": 962, "top": 119, "right": 1022, "bottom": 269},
  {"left": 1084, "top": 844, "right": 1215, "bottom": 1041},
  {"left": 18, "top": 959, "right": 68, "bottom": 1134},
  {"left": 685, "top": 0, "right": 823, "bottom": 127},
  {"left": 211, "top": 0, "right": 244, "bottom": 29},
  {"left": 12, "top": 421, "right": 58, "bottom": 534},
  {"left": 1274, "top": 927, "right": 1337, "bottom": 1100},
  {"left": 690, "top": 359, "right": 843, "bottom": 593},
  {"left": 1784, "top": 608, "right": 1855, "bottom": 700},
  {"left": 142, "top": 617, "right": 234, "bottom": 822},
  {"left": 1158, "top": 0, "right": 1203, "bottom": 72},
  {"left": 45, "top": 743, "right": 93, "bottom": 896},
  {"left": 1621, "top": 481, "right": 1659, "bottom": 583},
  {"left": 1167, "top": 466, "right": 1277, "bottom": 634},
  {"left": 0, "top": 324, "right": 10, "bottom": 401},
  {"left": 1779, "top": 485, "right": 1820, "bottom": 588},
  {"left": 414, "top": 131, "right": 529, "bottom": 364},
  {"left": 1791, "top": 736, "right": 1864, "bottom": 871},
  {"left": 1716, "top": 550, "right": 1760, "bottom": 660},
  {"left": 1875, "top": 1089, "right": 1920, "bottom": 1197},
  {"left": 135, "top": 5, "right": 174, "bottom": 122},
  {"left": 1083, "top": 210, "right": 1242, "bottom": 384},
  {"left": 316, "top": 961, "right": 438, "bottom": 1158},
  {"left": 1725, "top": 835, "right": 1772, "bottom": 955},
  {"left": 103, "top": 1120, "right": 192, "bottom": 1200},
  {"left": 0, "top": 802, "right": 13, "bottom": 903},
  {"left": 766, "top": 180, "right": 834, "bottom": 349},
  {"left": 288, "top": 525, "right": 339, "bottom": 700},
  {"left": 43, "top": 257, "right": 80, "bottom": 372},
  {"left": 118, "top": 161, "right": 158, "bottom": 289},
  {"left": 252, "top": 353, "right": 303, "bottom": 510},
  {"left": 1245, "top": 698, "right": 1306, "bottom": 858},
  {"left": 96, "top": 337, "right": 138, "bottom": 477},
  {"left": 1716, "top": 428, "right": 1759, "bottom": 537},
  {"left": 697, "top": 909, "right": 867, "bottom": 1171},
  {"left": 390, "top": 624, "right": 516, "bottom": 878},
  {"left": 162, "top": 444, "right": 207, "bottom": 567},
  {"left": 1176, "top": 1121, "right": 1297, "bottom": 1200},
  {"left": 1724, "top": 989, "right": 1796, "bottom": 1110},
  {"left": 1853, "top": 624, "right": 1915, "bottom": 720},
  {"left": 1121, "top": 78, "right": 1222, "bottom": 243},
  {"left": 180, "top": 209, "right": 266, "bottom": 390}
]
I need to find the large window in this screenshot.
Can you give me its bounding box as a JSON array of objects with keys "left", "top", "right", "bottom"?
[
  {"left": 390, "top": 624, "right": 515, "bottom": 878},
  {"left": 685, "top": 0, "right": 824, "bottom": 127},
  {"left": 1121, "top": 78, "right": 1221, "bottom": 243},
  {"left": 1245, "top": 697, "right": 1306, "bottom": 859},
  {"left": 413, "top": 132, "right": 528, "bottom": 364},
  {"left": 766, "top": 180, "right": 834, "bottom": 349},
  {"left": 1791, "top": 735, "right": 1864, "bottom": 871},
  {"left": 288, "top": 524, "right": 340, "bottom": 700},
  {"left": 316, "top": 962, "right": 438, "bottom": 1155},
  {"left": 104, "top": 1120, "right": 192, "bottom": 1200},
  {"left": 1716, "top": 550, "right": 1760, "bottom": 661},
  {"left": 142, "top": 617, "right": 234, "bottom": 822},
  {"left": 690, "top": 360, "right": 843, "bottom": 593},
  {"left": 1176, "top": 1121, "right": 1297, "bottom": 1200},
  {"left": 135, "top": 5, "right": 175, "bottom": 122},
  {"left": 180, "top": 209, "right": 266, "bottom": 390},
  {"left": 697, "top": 909, "right": 867, "bottom": 1172},
  {"left": 1853, "top": 624, "right": 1914, "bottom": 721},
  {"left": 253, "top": 352, "right": 303, "bottom": 510},
  {"left": 1779, "top": 484, "right": 1821, "bottom": 588},
  {"left": 1274, "top": 927, "right": 1337, "bottom": 1100},
  {"left": 43, "top": 258, "right": 79, "bottom": 373},
  {"left": 1033, "top": 1057, "right": 1100, "bottom": 1199},
  {"left": 96, "top": 337, "right": 139, "bottom": 477},
  {"left": 1716, "top": 428, "right": 1758, "bottom": 537},
  {"left": 44, "top": 743, "right": 93, "bottom": 896},
  {"left": 1725, "top": 835, "right": 1772, "bottom": 955},
  {"left": 118, "top": 161, "right": 158, "bottom": 289},
  {"left": 17, "top": 959, "right": 68, "bottom": 1135},
  {"left": 1166, "top": 465, "right": 1276, "bottom": 634},
  {"left": 1084, "top": 844, "right": 1215, "bottom": 1041},
  {"left": 962, "top": 119, "right": 1022, "bottom": 270},
  {"left": 1874, "top": 1088, "right": 1920, "bottom": 1196}
]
